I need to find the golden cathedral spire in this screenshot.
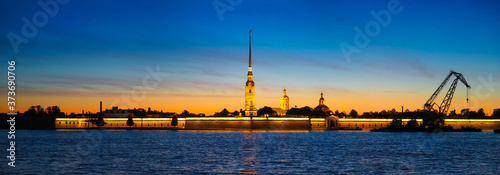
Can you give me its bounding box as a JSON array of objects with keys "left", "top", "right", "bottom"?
[{"left": 245, "top": 30, "right": 257, "bottom": 116}]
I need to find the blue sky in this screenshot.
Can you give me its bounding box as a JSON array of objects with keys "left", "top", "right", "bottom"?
[{"left": 1, "top": 0, "right": 499, "bottom": 114}]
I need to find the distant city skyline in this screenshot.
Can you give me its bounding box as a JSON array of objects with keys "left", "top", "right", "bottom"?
[{"left": 1, "top": 0, "right": 500, "bottom": 115}]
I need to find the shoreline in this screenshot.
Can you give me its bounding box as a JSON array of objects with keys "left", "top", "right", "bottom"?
[{"left": 2, "top": 116, "right": 499, "bottom": 131}]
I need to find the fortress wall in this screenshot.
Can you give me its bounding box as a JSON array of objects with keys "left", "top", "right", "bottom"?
[
  {"left": 184, "top": 117, "right": 311, "bottom": 130},
  {"left": 338, "top": 121, "right": 391, "bottom": 130},
  {"left": 54, "top": 118, "right": 500, "bottom": 131},
  {"left": 338, "top": 119, "right": 395, "bottom": 130},
  {"left": 338, "top": 119, "right": 500, "bottom": 131},
  {"left": 250, "top": 120, "right": 311, "bottom": 130},
  {"left": 55, "top": 118, "right": 186, "bottom": 129},
  {"left": 185, "top": 120, "right": 252, "bottom": 130},
  {"left": 311, "top": 118, "right": 328, "bottom": 130},
  {"left": 55, "top": 117, "right": 313, "bottom": 130},
  {"left": 55, "top": 118, "right": 88, "bottom": 129}
]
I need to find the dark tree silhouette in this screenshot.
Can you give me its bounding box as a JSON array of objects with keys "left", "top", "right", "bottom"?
[
  {"left": 96, "top": 114, "right": 106, "bottom": 127},
  {"left": 134, "top": 108, "right": 147, "bottom": 118},
  {"left": 313, "top": 105, "right": 330, "bottom": 117},
  {"left": 405, "top": 118, "right": 419, "bottom": 128},
  {"left": 449, "top": 110, "right": 457, "bottom": 117},
  {"left": 36, "top": 105, "right": 44, "bottom": 115},
  {"left": 493, "top": 110, "right": 500, "bottom": 118},
  {"left": 257, "top": 106, "right": 276, "bottom": 116},
  {"left": 286, "top": 106, "right": 313, "bottom": 116},
  {"left": 463, "top": 110, "right": 479, "bottom": 119},
  {"left": 16, "top": 105, "right": 62, "bottom": 129},
  {"left": 24, "top": 105, "right": 63, "bottom": 117},
  {"left": 349, "top": 109, "right": 358, "bottom": 118},
  {"left": 220, "top": 108, "right": 230, "bottom": 116},
  {"left": 46, "top": 106, "right": 62, "bottom": 117},
  {"left": 180, "top": 110, "right": 190, "bottom": 117},
  {"left": 46, "top": 107, "right": 53, "bottom": 116},
  {"left": 126, "top": 116, "right": 134, "bottom": 127},
  {"left": 338, "top": 111, "right": 347, "bottom": 118},
  {"left": 478, "top": 108, "right": 486, "bottom": 118},
  {"left": 300, "top": 106, "right": 313, "bottom": 116},
  {"left": 460, "top": 108, "right": 469, "bottom": 115},
  {"left": 51, "top": 106, "right": 61, "bottom": 115},
  {"left": 171, "top": 114, "right": 178, "bottom": 128},
  {"left": 24, "top": 106, "right": 37, "bottom": 117},
  {"left": 232, "top": 110, "right": 240, "bottom": 116},
  {"left": 286, "top": 107, "right": 301, "bottom": 115}
]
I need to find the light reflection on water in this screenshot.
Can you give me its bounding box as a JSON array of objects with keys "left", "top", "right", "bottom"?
[{"left": 2, "top": 130, "right": 500, "bottom": 174}]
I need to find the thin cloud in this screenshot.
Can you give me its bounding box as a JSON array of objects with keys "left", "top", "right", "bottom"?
[
  {"left": 358, "top": 54, "right": 438, "bottom": 79},
  {"left": 163, "top": 93, "right": 240, "bottom": 98},
  {"left": 18, "top": 89, "right": 126, "bottom": 97},
  {"left": 326, "top": 87, "right": 352, "bottom": 93},
  {"left": 310, "top": 60, "right": 348, "bottom": 71},
  {"left": 383, "top": 90, "right": 416, "bottom": 94}
]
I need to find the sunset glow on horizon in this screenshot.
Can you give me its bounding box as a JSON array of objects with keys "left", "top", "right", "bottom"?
[{"left": 1, "top": 0, "right": 499, "bottom": 115}]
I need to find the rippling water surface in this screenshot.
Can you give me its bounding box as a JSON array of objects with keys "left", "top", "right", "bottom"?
[{"left": 2, "top": 130, "right": 500, "bottom": 174}]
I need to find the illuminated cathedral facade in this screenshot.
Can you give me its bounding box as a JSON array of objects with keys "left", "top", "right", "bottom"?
[{"left": 245, "top": 30, "right": 257, "bottom": 116}]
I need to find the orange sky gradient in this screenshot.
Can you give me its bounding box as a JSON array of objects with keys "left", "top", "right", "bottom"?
[
  {"left": 5, "top": 83, "right": 499, "bottom": 116},
  {"left": 2, "top": 1, "right": 500, "bottom": 116}
]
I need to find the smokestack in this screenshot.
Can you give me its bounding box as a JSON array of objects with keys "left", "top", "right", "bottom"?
[
  {"left": 402, "top": 106, "right": 404, "bottom": 113},
  {"left": 100, "top": 101, "right": 102, "bottom": 113}
]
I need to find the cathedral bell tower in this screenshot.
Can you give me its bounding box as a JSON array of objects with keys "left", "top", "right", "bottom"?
[
  {"left": 280, "top": 88, "right": 289, "bottom": 110},
  {"left": 245, "top": 30, "right": 257, "bottom": 116},
  {"left": 319, "top": 92, "right": 325, "bottom": 106}
]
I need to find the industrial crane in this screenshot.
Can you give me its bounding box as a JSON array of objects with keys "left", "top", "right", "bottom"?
[{"left": 424, "top": 70, "right": 471, "bottom": 117}]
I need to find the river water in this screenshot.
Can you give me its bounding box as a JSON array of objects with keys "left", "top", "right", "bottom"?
[{"left": 2, "top": 130, "right": 499, "bottom": 174}]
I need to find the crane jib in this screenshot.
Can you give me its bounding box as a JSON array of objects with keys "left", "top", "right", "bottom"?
[{"left": 424, "top": 70, "right": 471, "bottom": 115}]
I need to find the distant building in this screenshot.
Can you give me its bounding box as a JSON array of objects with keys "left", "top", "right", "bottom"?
[
  {"left": 103, "top": 106, "right": 136, "bottom": 118},
  {"left": 313, "top": 92, "right": 330, "bottom": 116},
  {"left": 280, "top": 88, "right": 290, "bottom": 111},
  {"left": 102, "top": 106, "right": 174, "bottom": 118}
]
